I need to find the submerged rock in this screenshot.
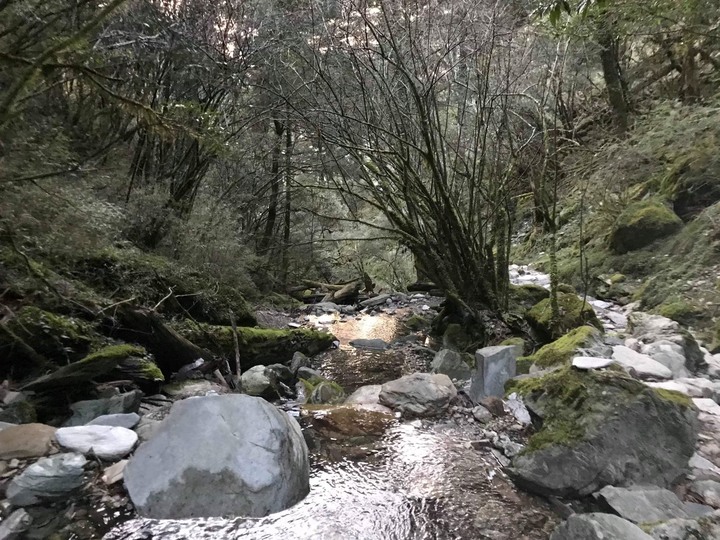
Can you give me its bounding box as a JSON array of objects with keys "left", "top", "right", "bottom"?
[
  {"left": 507, "top": 368, "right": 698, "bottom": 498},
  {"left": 379, "top": 373, "right": 457, "bottom": 417},
  {"left": 123, "top": 394, "right": 309, "bottom": 519},
  {"left": 550, "top": 513, "right": 653, "bottom": 540},
  {"left": 7, "top": 453, "right": 87, "bottom": 506}
]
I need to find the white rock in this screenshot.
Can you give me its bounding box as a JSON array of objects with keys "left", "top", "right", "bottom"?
[
  {"left": 694, "top": 398, "right": 720, "bottom": 417},
  {"left": 55, "top": 425, "right": 138, "bottom": 460},
  {"left": 572, "top": 357, "right": 615, "bottom": 370},
  {"left": 505, "top": 393, "right": 531, "bottom": 425},
  {"left": 611, "top": 345, "right": 673, "bottom": 380}
]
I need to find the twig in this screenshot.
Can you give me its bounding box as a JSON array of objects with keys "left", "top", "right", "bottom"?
[
  {"left": 230, "top": 311, "right": 242, "bottom": 380},
  {"left": 97, "top": 296, "right": 137, "bottom": 315},
  {"left": 152, "top": 287, "right": 175, "bottom": 312}
]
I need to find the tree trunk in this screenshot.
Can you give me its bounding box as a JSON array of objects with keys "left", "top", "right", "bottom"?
[{"left": 596, "top": 13, "right": 630, "bottom": 132}]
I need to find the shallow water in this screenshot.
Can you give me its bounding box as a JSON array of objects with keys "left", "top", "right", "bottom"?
[
  {"left": 105, "top": 310, "right": 557, "bottom": 539},
  {"left": 106, "top": 419, "right": 556, "bottom": 540}
]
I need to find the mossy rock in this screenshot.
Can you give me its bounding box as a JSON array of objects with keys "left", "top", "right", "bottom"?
[
  {"left": 22, "top": 344, "right": 147, "bottom": 391},
  {"left": 509, "top": 284, "right": 550, "bottom": 310},
  {"left": 711, "top": 319, "right": 720, "bottom": 354},
  {"left": 113, "top": 356, "right": 165, "bottom": 388},
  {"left": 557, "top": 283, "right": 576, "bottom": 294},
  {"left": 442, "top": 323, "right": 474, "bottom": 352},
  {"left": 404, "top": 314, "right": 430, "bottom": 331},
  {"left": 71, "top": 246, "right": 256, "bottom": 327},
  {"left": 527, "top": 293, "right": 602, "bottom": 340},
  {"left": 500, "top": 337, "right": 526, "bottom": 356},
  {"left": 516, "top": 357, "right": 533, "bottom": 375},
  {"left": 609, "top": 199, "right": 682, "bottom": 254},
  {"left": 0, "top": 306, "right": 98, "bottom": 377},
  {"left": 308, "top": 381, "right": 346, "bottom": 405},
  {"left": 172, "top": 322, "right": 335, "bottom": 368},
  {"left": 520, "top": 326, "right": 603, "bottom": 370},
  {"left": 657, "top": 298, "right": 701, "bottom": 326},
  {"left": 508, "top": 366, "right": 694, "bottom": 453},
  {"left": 0, "top": 400, "right": 37, "bottom": 424}
]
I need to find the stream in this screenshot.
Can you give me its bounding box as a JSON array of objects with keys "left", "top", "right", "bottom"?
[{"left": 105, "top": 277, "right": 565, "bottom": 540}]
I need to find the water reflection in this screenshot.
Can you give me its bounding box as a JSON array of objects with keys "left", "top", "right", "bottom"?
[{"left": 106, "top": 421, "right": 555, "bottom": 540}]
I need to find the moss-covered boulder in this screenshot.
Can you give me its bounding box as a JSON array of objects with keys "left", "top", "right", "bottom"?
[
  {"left": 509, "top": 284, "right": 550, "bottom": 311},
  {"left": 173, "top": 323, "right": 335, "bottom": 368},
  {"left": 609, "top": 200, "right": 682, "bottom": 253},
  {"left": 520, "top": 326, "right": 604, "bottom": 370},
  {"left": 527, "top": 293, "right": 602, "bottom": 340},
  {"left": 0, "top": 307, "right": 98, "bottom": 377},
  {"left": 506, "top": 367, "right": 698, "bottom": 498},
  {"left": 22, "top": 344, "right": 147, "bottom": 391},
  {"left": 71, "top": 246, "right": 256, "bottom": 326}
]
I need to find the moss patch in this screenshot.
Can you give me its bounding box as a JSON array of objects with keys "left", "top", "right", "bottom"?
[
  {"left": 508, "top": 366, "right": 651, "bottom": 453},
  {"left": 527, "top": 293, "right": 602, "bottom": 340},
  {"left": 23, "top": 343, "right": 146, "bottom": 390},
  {"left": 609, "top": 199, "right": 682, "bottom": 253},
  {"left": 173, "top": 323, "right": 335, "bottom": 367},
  {"left": 71, "top": 246, "right": 256, "bottom": 326},
  {"left": 657, "top": 299, "right": 700, "bottom": 325},
  {"left": 509, "top": 284, "right": 550, "bottom": 310},
  {"left": 520, "top": 326, "right": 601, "bottom": 369},
  {"left": 652, "top": 388, "right": 693, "bottom": 408},
  {"left": 0, "top": 307, "right": 97, "bottom": 374}
]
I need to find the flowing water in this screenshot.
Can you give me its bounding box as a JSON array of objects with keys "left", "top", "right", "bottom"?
[{"left": 105, "top": 310, "right": 558, "bottom": 540}]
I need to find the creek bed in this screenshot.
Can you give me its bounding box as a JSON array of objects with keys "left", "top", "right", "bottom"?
[{"left": 105, "top": 312, "right": 557, "bottom": 539}]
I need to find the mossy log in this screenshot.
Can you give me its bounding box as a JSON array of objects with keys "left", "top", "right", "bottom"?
[{"left": 105, "top": 306, "right": 214, "bottom": 375}]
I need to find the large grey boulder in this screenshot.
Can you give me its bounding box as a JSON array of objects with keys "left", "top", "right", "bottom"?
[
  {"left": 379, "top": 373, "right": 457, "bottom": 417},
  {"left": 596, "top": 485, "right": 690, "bottom": 523},
  {"left": 508, "top": 369, "right": 697, "bottom": 498},
  {"left": 550, "top": 513, "right": 653, "bottom": 540},
  {"left": 431, "top": 349, "right": 472, "bottom": 381},
  {"left": 469, "top": 346, "right": 516, "bottom": 402},
  {"left": 124, "top": 394, "right": 309, "bottom": 519},
  {"left": 7, "top": 453, "right": 86, "bottom": 506},
  {"left": 55, "top": 425, "right": 138, "bottom": 460},
  {"left": 612, "top": 345, "right": 673, "bottom": 380}
]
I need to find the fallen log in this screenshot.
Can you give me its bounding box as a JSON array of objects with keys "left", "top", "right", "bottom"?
[{"left": 104, "top": 306, "right": 215, "bottom": 376}]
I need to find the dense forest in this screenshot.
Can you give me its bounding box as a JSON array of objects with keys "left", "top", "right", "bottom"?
[{"left": 1, "top": 0, "right": 720, "bottom": 538}]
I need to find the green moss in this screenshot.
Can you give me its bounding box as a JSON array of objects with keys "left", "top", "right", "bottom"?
[
  {"left": 509, "top": 366, "right": 649, "bottom": 453},
  {"left": 500, "top": 337, "right": 526, "bottom": 356},
  {"left": 557, "top": 283, "right": 576, "bottom": 294},
  {"left": 527, "top": 293, "right": 602, "bottom": 339},
  {"left": 0, "top": 306, "right": 97, "bottom": 370},
  {"left": 72, "top": 246, "right": 257, "bottom": 326},
  {"left": 523, "top": 326, "right": 601, "bottom": 369},
  {"left": 23, "top": 343, "right": 146, "bottom": 390},
  {"left": 609, "top": 199, "right": 682, "bottom": 253},
  {"left": 405, "top": 314, "right": 429, "bottom": 331},
  {"left": 309, "top": 380, "right": 346, "bottom": 404},
  {"left": 509, "top": 284, "right": 550, "bottom": 310},
  {"left": 653, "top": 388, "right": 693, "bottom": 408},
  {"left": 657, "top": 299, "right": 700, "bottom": 325},
  {"left": 174, "top": 322, "right": 335, "bottom": 367},
  {"left": 516, "top": 357, "right": 533, "bottom": 375},
  {"left": 85, "top": 344, "right": 146, "bottom": 362},
  {"left": 610, "top": 273, "right": 626, "bottom": 284}
]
